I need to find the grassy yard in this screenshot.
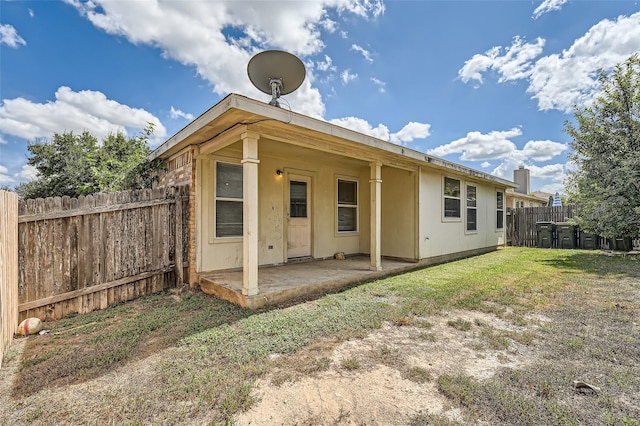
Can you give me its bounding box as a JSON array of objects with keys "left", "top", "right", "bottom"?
[{"left": 1, "top": 247, "right": 639, "bottom": 425}]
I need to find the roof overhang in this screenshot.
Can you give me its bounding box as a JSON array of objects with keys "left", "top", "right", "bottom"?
[{"left": 149, "top": 93, "right": 516, "bottom": 189}]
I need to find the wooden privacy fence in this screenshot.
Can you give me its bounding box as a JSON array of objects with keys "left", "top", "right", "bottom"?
[
  {"left": 17, "top": 186, "right": 189, "bottom": 322},
  {"left": 507, "top": 205, "right": 640, "bottom": 249},
  {"left": 1, "top": 190, "right": 19, "bottom": 365},
  {"left": 507, "top": 206, "right": 576, "bottom": 247}
]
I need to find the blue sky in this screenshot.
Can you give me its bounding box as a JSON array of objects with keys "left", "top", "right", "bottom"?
[{"left": 2, "top": 0, "right": 639, "bottom": 194}]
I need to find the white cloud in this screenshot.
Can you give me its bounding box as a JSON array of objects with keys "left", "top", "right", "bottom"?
[
  {"left": 64, "top": 0, "right": 384, "bottom": 119},
  {"left": 316, "top": 55, "right": 336, "bottom": 72},
  {"left": 319, "top": 18, "right": 337, "bottom": 33},
  {"left": 340, "top": 30, "right": 348, "bottom": 39},
  {"left": 527, "top": 163, "right": 567, "bottom": 194},
  {"left": 528, "top": 163, "right": 566, "bottom": 181},
  {"left": 390, "top": 122, "right": 431, "bottom": 144},
  {"left": 532, "top": 0, "right": 568, "bottom": 19},
  {"left": 330, "top": 117, "right": 391, "bottom": 140},
  {"left": 170, "top": 106, "right": 194, "bottom": 121},
  {"left": 521, "top": 140, "right": 567, "bottom": 161},
  {"left": 491, "top": 157, "right": 566, "bottom": 183},
  {"left": 0, "top": 24, "right": 26, "bottom": 48},
  {"left": 459, "top": 12, "right": 640, "bottom": 113},
  {"left": 0, "top": 163, "right": 39, "bottom": 186},
  {"left": 329, "top": 116, "right": 430, "bottom": 145},
  {"left": 428, "top": 128, "right": 567, "bottom": 189},
  {"left": 0, "top": 86, "right": 166, "bottom": 142},
  {"left": 29, "top": 9, "right": 35, "bottom": 18},
  {"left": 528, "top": 12, "right": 640, "bottom": 112},
  {"left": 341, "top": 69, "right": 358, "bottom": 84},
  {"left": 428, "top": 128, "right": 522, "bottom": 161},
  {"left": 458, "top": 36, "right": 545, "bottom": 84},
  {"left": 539, "top": 182, "right": 565, "bottom": 194},
  {"left": 15, "top": 164, "right": 38, "bottom": 182},
  {"left": 351, "top": 44, "right": 373, "bottom": 63},
  {"left": 371, "top": 77, "right": 386, "bottom": 93},
  {"left": 0, "top": 168, "right": 13, "bottom": 185}
]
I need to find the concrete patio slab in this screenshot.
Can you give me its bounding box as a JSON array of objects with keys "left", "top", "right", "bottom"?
[{"left": 199, "top": 255, "right": 421, "bottom": 309}]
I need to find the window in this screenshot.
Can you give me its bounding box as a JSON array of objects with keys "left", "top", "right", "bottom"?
[
  {"left": 289, "top": 181, "right": 307, "bottom": 218},
  {"left": 444, "top": 177, "right": 461, "bottom": 218},
  {"left": 215, "top": 162, "right": 243, "bottom": 237},
  {"left": 466, "top": 185, "right": 477, "bottom": 231},
  {"left": 337, "top": 179, "right": 358, "bottom": 232},
  {"left": 496, "top": 191, "right": 504, "bottom": 229}
]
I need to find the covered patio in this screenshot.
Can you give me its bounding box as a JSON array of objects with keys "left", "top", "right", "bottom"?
[{"left": 199, "top": 255, "right": 422, "bottom": 309}]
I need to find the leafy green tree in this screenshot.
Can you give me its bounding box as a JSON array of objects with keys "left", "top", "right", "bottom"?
[
  {"left": 565, "top": 54, "right": 640, "bottom": 238},
  {"left": 17, "top": 131, "right": 99, "bottom": 199},
  {"left": 16, "top": 125, "right": 163, "bottom": 199},
  {"left": 92, "top": 125, "right": 161, "bottom": 193}
]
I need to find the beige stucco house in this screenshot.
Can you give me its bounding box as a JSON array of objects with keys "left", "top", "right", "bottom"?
[
  {"left": 150, "top": 94, "right": 515, "bottom": 306},
  {"left": 506, "top": 190, "right": 549, "bottom": 208}
]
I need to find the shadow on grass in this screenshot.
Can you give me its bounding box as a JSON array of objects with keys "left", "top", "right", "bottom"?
[
  {"left": 536, "top": 249, "right": 640, "bottom": 278},
  {"left": 11, "top": 290, "right": 255, "bottom": 397}
]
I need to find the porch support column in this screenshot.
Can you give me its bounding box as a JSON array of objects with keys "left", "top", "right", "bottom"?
[
  {"left": 369, "top": 161, "right": 382, "bottom": 271},
  {"left": 241, "top": 131, "right": 260, "bottom": 296}
]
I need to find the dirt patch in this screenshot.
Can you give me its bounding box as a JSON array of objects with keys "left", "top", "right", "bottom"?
[
  {"left": 237, "top": 310, "right": 546, "bottom": 425},
  {"left": 0, "top": 307, "right": 545, "bottom": 426}
]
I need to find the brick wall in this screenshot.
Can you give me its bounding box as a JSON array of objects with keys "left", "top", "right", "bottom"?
[
  {"left": 157, "top": 147, "right": 198, "bottom": 287},
  {"left": 157, "top": 148, "right": 194, "bottom": 188}
]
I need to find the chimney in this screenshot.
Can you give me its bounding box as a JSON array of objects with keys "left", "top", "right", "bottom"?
[{"left": 513, "top": 166, "right": 530, "bottom": 195}]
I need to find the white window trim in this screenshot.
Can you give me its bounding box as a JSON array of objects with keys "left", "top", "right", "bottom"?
[
  {"left": 465, "top": 183, "right": 478, "bottom": 234},
  {"left": 213, "top": 159, "right": 243, "bottom": 242},
  {"left": 442, "top": 176, "right": 462, "bottom": 222},
  {"left": 336, "top": 176, "right": 359, "bottom": 235}
]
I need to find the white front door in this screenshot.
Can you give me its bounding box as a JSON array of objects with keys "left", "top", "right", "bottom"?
[{"left": 287, "top": 175, "right": 312, "bottom": 258}]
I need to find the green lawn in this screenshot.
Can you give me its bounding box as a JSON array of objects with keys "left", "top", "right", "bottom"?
[{"left": 3, "top": 247, "right": 639, "bottom": 425}]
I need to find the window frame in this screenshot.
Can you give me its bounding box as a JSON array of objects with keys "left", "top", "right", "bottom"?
[
  {"left": 496, "top": 190, "right": 505, "bottom": 230},
  {"left": 214, "top": 160, "right": 243, "bottom": 239},
  {"left": 443, "top": 176, "right": 462, "bottom": 221},
  {"left": 466, "top": 184, "right": 478, "bottom": 233},
  {"left": 336, "top": 177, "right": 359, "bottom": 234}
]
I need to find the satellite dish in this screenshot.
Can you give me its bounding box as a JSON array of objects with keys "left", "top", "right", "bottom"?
[{"left": 247, "top": 50, "right": 306, "bottom": 107}]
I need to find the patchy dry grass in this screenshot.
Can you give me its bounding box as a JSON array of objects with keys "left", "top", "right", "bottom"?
[
  {"left": 10, "top": 291, "right": 252, "bottom": 397},
  {"left": 2, "top": 248, "right": 639, "bottom": 425}
]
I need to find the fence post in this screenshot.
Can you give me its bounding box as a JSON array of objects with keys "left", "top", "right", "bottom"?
[
  {"left": 0, "top": 190, "right": 19, "bottom": 367},
  {"left": 174, "top": 190, "right": 184, "bottom": 287}
]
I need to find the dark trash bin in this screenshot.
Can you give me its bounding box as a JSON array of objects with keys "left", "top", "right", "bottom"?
[
  {"left": 536, "top": 222, "right": 555, "bottom": 248},
  {"left": 610, "top": 236, "right": 633, "bottom": 252},
  {"left": 556, "top": 222, "right": 577, "bottom": 249},
  {"left": 578, "top": 230, "right": 600, "bottom": 250}
]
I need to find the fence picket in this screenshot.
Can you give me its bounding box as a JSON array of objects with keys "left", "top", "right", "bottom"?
[
  {"left": 12, "top": 187, "right": 189, "bottom": 322},
  {"left": 507, "top": 205, "right": 639, "bottom": 249}
]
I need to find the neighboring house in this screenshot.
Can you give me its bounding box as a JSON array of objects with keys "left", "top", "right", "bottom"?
[
  {"left": 531, "top": 191, "right": 554, "bottom": 204},
  {"left": 506, "top": 166, "right": 548, "bottom": 208},
  {"left": 150, "top": 94, "right": 516, "bottom": 302},
  {"left": 506, "top": 190, "right": 549, "bottom": 208}
]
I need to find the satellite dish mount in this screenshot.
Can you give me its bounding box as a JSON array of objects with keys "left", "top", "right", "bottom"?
[
  {"left": 248, "top": 50, "right": 306, "bottom": 108},
  {"left": 268, "top": 78, "right": 282, "bottom": 106}
]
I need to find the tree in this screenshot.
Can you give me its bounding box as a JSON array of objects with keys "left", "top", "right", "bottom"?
[
  {"left": 17, "top": 131, "right": 99, "bottom": 199},
  {"left": 92, "top": 125, "right": 161, "bottom": 193},
  {"left": 17, "top": 126, "right": 164, "bottom": 199},
  {"left": 565, "top": 54, "right": 640, "bottom": 238}
]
